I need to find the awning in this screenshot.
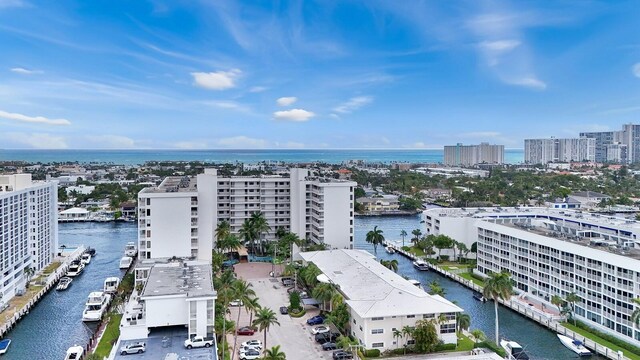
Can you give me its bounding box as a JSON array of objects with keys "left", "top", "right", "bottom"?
[
  {"left": 237, "top": 246, "right": 249, "bottom": 257},
  {"left": 302, "top": 298, "right": 320, "bottom": 306}
]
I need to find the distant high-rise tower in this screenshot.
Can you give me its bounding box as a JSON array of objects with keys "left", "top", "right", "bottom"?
[
  {"left": 443, "top": 143, "right": 504, "bottom": 166},
  {"left": 524, "top": 138, "right": 595, "bottom": 164},
  {"left": 580, "top": 124, "right": 640, "bottom": 163}
]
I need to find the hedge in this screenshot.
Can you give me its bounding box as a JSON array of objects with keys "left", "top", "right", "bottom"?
[
  {"left": 568, "top": 320, "right": 640, "bottom": 356},
  {"left": 362, "top": 349, "right": 380, "bottom": 357},
  {"left": 435, "top": 343, "right": 456, "bottom": 351},
  {"left": 476, "top": 341, "right": 506, "bottom": 357},
  {"left": 288, "top": 309, "right": 306, "bottom": 318}
]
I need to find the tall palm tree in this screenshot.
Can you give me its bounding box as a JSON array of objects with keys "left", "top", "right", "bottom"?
[
  {"left": 483, "top": 271, "right": 513, "bottom": 344},
  {"left": 401, "top": 325, "right": 414, "bottom": 354},
  {"left": 250, "top": 211, "right": 271, "bottom": 256},
  {"left": 393, "top": 328, "right": 402, "bottom": 351},
  {"left": 631, "top": 298, "right": 640, "bottom": 331},
  {"left": 253, "top": 307, "right": 280, "bottom": 349},
  {"left": 245, "top": 296, "right": 261, "bottom": 328},
  {"left": 281, "top": 232, "right": 302, "bottom": 263},
  {"left": 565, "top": 292, "right": 581, "bottom": 326},
  {"left": 411, "top": 229, "right": 422, "bottom": 245},
  {"left": 216, "top": 220, "right": 231, "bottom": 243},
  {"left": 239, "top": 219, "right": 256, "bottom": 254},
  {"left": 215, "top": 270, "right": 236, "bottom": 360},
  {"left": 302, "top": 263, "right": 321, "bottom": 287},
  {"left": 365, "top": 226, "right": 385, "bottom": 254},
  {"left": 217, "top": 234, "right": 242, "bottom": 256},
  {"left": 262, "top": 345, "right": 287, "bottom": 360},
  {"left": 400, "top": 230, "right": 408, "bottom": 248},
  {"left": 380, "top": 259, "right": 398, "bottom": 273},
  {"left": 428, "top": 280, "right": 446, "bottom": 297},
  {"left": 470, "top": 329, "right": 486, "bottom": 345},
  {"left": 550, "top": 295, "right": 564, "bottom": 314},
  {"left": 231, "top": 280, "right": 256, "bottom": 359},
  {"left": 312, "top": 283, "right": 335, "bottom": 312},
  {"left": 456, "top": 242, "right": 468, "bottom": 263},
  {"left": 457, "top": 313, "right": 471, "bottom": 332}
]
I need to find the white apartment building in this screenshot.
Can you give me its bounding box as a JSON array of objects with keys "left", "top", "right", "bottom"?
[
  {"left": 424, "top": 207, "right": 640, "bottom": 345},
  {"left": 524, "top": 138, "right": 596, "bottom": 164},
  {"left": 581, "top": 123, "right": 640, "bottom": 163},
  {"left": 300, "top": 250, "right": 462, "bottom": 351},
  {"left": 443, "top": 143, "right": 505, "bottom": 167},
  {"left": 0, "top": 174, "right": 58, "bottom": 303},
  {"left": 137, "top": 168, "right": 356, "bottom": 260}
]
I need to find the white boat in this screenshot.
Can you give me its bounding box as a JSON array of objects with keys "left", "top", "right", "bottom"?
[
  {"left": 0, "top": 339, "right": 11, "bottom": 355},
  {"left": 124, "top": 242, "right": 137, "bottom": 257},
  {"left": 81, "top": 253, "right": 91, "bottom": 265},
  {"left": 104, "top": 277, "right": 120, "bottom": 293},
  {"left": 385, "top": 246, "right": 395, "bottom": 254},
  {"left": 500, "top": 339, "right": 530, "bottom": 360},
  {"left": 66, "top": 261, "right": 85, "bottom": 277},
  {"left": 119, "top": 256, "right": 133, "bottom": 269},
  {"left": 57, "top": 276, "right": 73, "bottom": 291},
  {"left": 557, "top": 334, "right": 592, "bottom": 356},
  {"left": 408, "top": 279, "right": 421, "bottom": 287},
  {"left": 65, "top": 345, "right": 84, "bottom": 360},
  {"left": 82, "top": 291, "right": 111, "bottom": 322},
  {"left": 412, "top": 259, "right": 430, "bottom": 271}
]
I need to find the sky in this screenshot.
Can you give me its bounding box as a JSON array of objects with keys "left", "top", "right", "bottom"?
[{"left": 0, "top": 0, "right": 639, "bottom": 150}]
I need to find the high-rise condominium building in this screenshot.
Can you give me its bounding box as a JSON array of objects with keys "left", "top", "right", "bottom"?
[
  {"left": 0, "top": 174, "right": 58, "bottom": 303},
  {"left": 443, "top": 143, "right": 504, "bottom": 166},
  {"left": 580, "top": 124, "right": 640, "bottom": 163},
  {"left": 424, "top": 207, "right": 640, "bottom": 346},
  {"left": 137, "top": 168, "right": 356, "bottom": 261},
  {"left": 524, "top": 137, "right": 595, "bottom": 164}
]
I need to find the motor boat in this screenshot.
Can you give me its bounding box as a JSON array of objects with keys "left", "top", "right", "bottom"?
[
  {"left": 64, "top": 345, "right": 84, "bottom": 360},
  {"left": 385, "top": 246, "right": 395, "bottom": 254},
  {"left": 81, "top": 253, "right": 91, "bottom": 265},
  {"left": 500, "top": 339, "right": 529, "bottom": 360},
  {"left": 104, "top": 277, "right": 120, "bottom": 293},
  {"left": 0, "top": 339, "right": 11, "bottom": 355},
  {"left": 412, "top": 259, "right": 430, "bottom": 271},
  {"left": 85, "top": 247, "right": 97, "bottom": 256},
  {"left": 57, "top": 276, "right": 73, "bottom": 291},
  {"left": 473, "top": 292, "right": 487, "bottom": 302},
  {"left": 82, "top": 291, "right": 111, "bottom": 322},
  {"left": 66, "top": 260, "right": 85, "bottom": 277},
  {"left": 408, "top": 279, "right": 421, "bottom": 288},
  {"left": 119, "top": 256, "right": 133, "bottom": 269},
  {"left": 557, "top": 334, "right": 592, "bottom": 356},
  {"left": 124, "top": 242, "right": 137, "bottom": 257}
]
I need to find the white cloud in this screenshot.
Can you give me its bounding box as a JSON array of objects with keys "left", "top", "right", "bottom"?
[
  {"left": 0, "top": 109, "right": 71, "bottom": 125},
  {"left": 333, "top": 96, "right": 373, "bottom": 114},
  {"left": 3, "top": 132, "right": 68, "bottom": 149},
  {"left": 215, "top": 136, "right": 267, "bottom": 148},
  {"left": 504, "top": 76, "right": 547, "bottom": 90},
  {"left": 202, "top": 100, "right": 250, "bottom": 113},
  {"left": 10, "top": 67, "right": 42, "bottom": 75},
  {"left": 191, "top": 69, "right": 241, "bottom": 90},
  {"left": 249, "top": 86, "right": 268, "bottom": 93},
  {"left": 276, "top": 97, "right": 297, "bottom": 106},
  {"left": 84, "top": 135, "right": 136, "bottom": 148},
  {"left": 478, "top": 40, "right": 520, "bottom": 52},
  {"left": 632, "top": 63, "right": 640, "bottom": 78},
  {"left": 273, "top": 109, "right": 315, "bottom": 122},
  {"left": 275, "top": 141, "right": 305, "bottom": 149}
]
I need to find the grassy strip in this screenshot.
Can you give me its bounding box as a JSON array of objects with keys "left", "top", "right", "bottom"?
[
  {"left": 561, "top": 322, "right": 640, "bottom": 360},
  {"left": 457, "top": 333, "right": 475, "bottom": 351},
  {"left": 458, "top": 272, "right": 485, "bottom": 287},
  {"left": 94, "top": 314, "right": 123, "bottom": 358}
]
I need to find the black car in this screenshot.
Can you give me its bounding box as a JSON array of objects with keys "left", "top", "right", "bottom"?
[
  {"left": 332, "top": 350, "right": 353, "bottom": 359},
  {"left": 322, "top": 342, "right": 337, "bottom": 351},
  {"left": 315, "top": 332, "right": 339, "bottom": 344},
  {"left": 279, "top": 306, "right": 288, "bottom": 315}
]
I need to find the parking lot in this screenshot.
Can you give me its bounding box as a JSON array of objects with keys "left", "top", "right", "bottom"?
[
  {"left": 113, "top": 327, "right": 215, "bottom": 360},
  {"left": 232, "top": 262, "right": 335, "bottom": 360}
]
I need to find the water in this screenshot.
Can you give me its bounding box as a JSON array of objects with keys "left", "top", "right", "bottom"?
[
  {"left": 354, "top": 214, "right": 603, "bottom": 360},
  {"left": 2, "top": 222, "right": 136, "bottom": 360},
  {"left": 0, "top": 149, "right": 525, "bottom": 165}
]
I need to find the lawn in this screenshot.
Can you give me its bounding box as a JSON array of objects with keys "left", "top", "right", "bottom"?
[
  {"left": 94, "top": 314, "right": 123, "bottom": 358},
  {"left": 459, "top": 272, "right": 485, "bottom": 287},
  {"left": 457, "top": 333, "right": 475, "bottom": 351},
  {"left": 402, "top": 246, "right": 425, "bottom": 257},
  {"left": 561, "top": 322, "right": 640, "bottom": 360}
]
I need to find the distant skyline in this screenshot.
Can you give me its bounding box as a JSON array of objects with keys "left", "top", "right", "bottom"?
[{"left": 0, "top": 1, "right": 639, "bottom": 149}]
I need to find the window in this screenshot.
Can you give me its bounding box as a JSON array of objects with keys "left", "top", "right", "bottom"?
[
  {"left": 372, "top": 343, "right": 384, "bottom": 348},
  {"left": 406, "top": 315, "right": 415, "bottom": 319},
  {"left": 440, "top": 323, "right": 456, "bottom": 334},
  {"left": 371, "top": 317, "right": 384, "bottom": 321},
  {"left": 371, "top": 329, "right": 383, "bottom": 334},
  {"left": 407, "top": 340, "right": 415, "bottom": 345}
]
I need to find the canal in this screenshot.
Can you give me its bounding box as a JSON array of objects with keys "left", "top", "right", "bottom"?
[
  {"left": 355, "top": 213, "right": 604, "bottom": 360},
  {"left": 3, "top": 222, "right": 135, "bottom": 360}
]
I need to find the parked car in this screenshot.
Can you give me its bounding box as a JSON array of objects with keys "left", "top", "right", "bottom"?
[
  {"left": 332, "top": 350, "right": 354, "bottom": 359},
  {"left": 237, "top": 327, "right": 256, "bottom": 336},
  {"left": 184, "top": 336, "right": 214, "bottom": 349},
  {"left": 281, "top": 277, "right": 293, "bottom": 285},
  {"left": 119, "top": 342, "right": 146, "bottom": 355},
  {"left": 239, "top": 349, "right": 261, "bottom": 360},
  {"left": 279, "top": 306, "right": 289, "bottom": 315},
  {"left": 230, "top": 299, "right": 244, "bottom": 307},
  {"left": 306, "top": 315, "right": 324, "bottom": 325},
  {"left": 241, "top": 340, "right": 262, "bottom": 348},
  {"left": 322, "top": 342, "right": 337, "bottom": 351},
  {"left": 239, "top": 346, "right": 262, "bottom": 356},
  {"left": 311, "top": 325, "right": 330, "bottom": 335},
  {"left": 315, "top": 332, "right": 340, "bottom": 344},
  {"left": 239, "top": 345, "right": 262, "bottom": 353}
]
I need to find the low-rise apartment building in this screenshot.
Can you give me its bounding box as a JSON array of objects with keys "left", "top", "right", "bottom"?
[
  {"left": 299, "top": 250, "right": 462, "bottom": 351},
  {"left": 356, "top": 196, "right": 400, "bottom": 212}
]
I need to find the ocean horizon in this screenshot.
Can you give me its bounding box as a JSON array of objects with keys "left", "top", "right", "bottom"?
[{"left": 0, "top": 149, "right": 525, "bottom": 165}]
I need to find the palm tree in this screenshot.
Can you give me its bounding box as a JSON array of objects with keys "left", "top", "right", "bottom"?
[
  {"left": 631, "top": 298, "right": 640, "bottom": 331},
  {"left": 216, "top": 220, "right": 231, "bottom": 243},
  {"left": 281, "top": 232, "right": 302, "bottom": 263},
  {"left": 253, "top": 307, "right": 280, "bottom": 349},
  {"left": 457, "top": 313, "right": 471, "bottom": 332},
  {"left": 250, "top": 211, "right": 271, "bottom": 256},
  {"left": 411, "top": 229, "right": 422, "bottom": 245},
  {"left": 470, "top": 329, "right": 486, "bottom": 345},
  {"left": 483, "top": 271, "right": 513, "bottom": 344},
  {"left": 231, "top": 280, "right": 256, "bottom": 359},
  {"left": 393, "top": 328, "right": 402, "bottom": 351},
  {"left": 245, "top": 296, "right": 262, "bottom": 327},
  {"left": 302, "top": 263, "right": 321, "bottom": 287},
  {"left": 365, "top": 226, "right": 385, "bottom": 254},
  {"left": 400, "top": 230, "right": 408, "bottom": 248},
  {"left": 262, "top": 345, "right": 286, "bottom": 360},
  {"left": 312, "top": 283, "right": 335, "bottom": 312},
  {"left": 239, "top": 219, "right": 256, "bottom": 254},
  {"left": 456, "top": 242, "right": 468, "bottom": 262},
  {"left": 450, "top": 239, "right": 459, "bottom": 262},
  {"left": 551, "top": 295, "right": 564, "bottom": 314},
  {"left": 380, "top": 259, "right": 398, "bottom": 273},
  {"left": 428, "top": 280, "right": 446, "bottom": 297},
  {"left": 401, "top": 325, "right": 414, "bottom": 354},
  {"left": 565, "top": 292, "right": 581, "bottom": 326},
  {"left": 217, "top": 234, "right": 242, "bottom": 257}
]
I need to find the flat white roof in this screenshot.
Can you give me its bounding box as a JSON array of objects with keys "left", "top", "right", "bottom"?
[{"left": 299, "top": 249, "right": 462, "bottom": 318}]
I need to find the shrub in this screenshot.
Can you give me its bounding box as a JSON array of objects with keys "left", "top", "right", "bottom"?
[
  {"left": 439, "top": 255, "right": 450, "bottom": 261},
  {"left": 571, "top": 320, "right": 640, "bottom": 355},
  {"left": 289, "top": 290, "right": 301, "bottom": 310},
  {"left": 477, "top": 341, "right": 506, "bottom": 357},
  {"left": 288, "top": 309, "right": 306, "bottom": 318},
  {"left": 401, "top": 246, "right": 411, "bottom": 251},
  {"left": 363, "top": 349, "right": 380, "bottom": 357},
  {"left": 435, "top": 343, "right": 456, "bottom": 351}
]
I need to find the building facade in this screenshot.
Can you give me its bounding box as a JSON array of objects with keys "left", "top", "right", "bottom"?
[
  {"left": 580, "top": 124, "right": 640, "bottom": 163},
  {"left": 0, "top": 174, "right": 58, "bottom": 304},
  {"left": 137, "top": 168, "right": 356, "bottom": 260},
  {"left": 443, "top": 143, "right": 505, "bottom": 166},
  {"left": 424, "top": 207, "right": 640, "bottom": 345},
  {"left": 524, "top": 138, "right": 595, "bottom": 164}
]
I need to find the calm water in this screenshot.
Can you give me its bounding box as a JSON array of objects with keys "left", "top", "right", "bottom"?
[
  {"left": 0, "top": 149, "right": 525, "bottom": 165},
  {"left": 354, "top": 214, "right": 603, "bottom": 360},
  {"left": 3, "top": 222, "right": 135, "bottom": 360}
]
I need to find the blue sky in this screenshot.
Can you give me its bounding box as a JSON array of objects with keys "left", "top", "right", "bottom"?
[{"left": 0, "top": 0, "right": 639, "bottom": 149}]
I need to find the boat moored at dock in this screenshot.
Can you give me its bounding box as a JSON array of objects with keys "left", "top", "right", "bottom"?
[
  {"left": 412, "top": 259, "right": 429, "bottom": 271},
  {"left": 56, "top": 277, "right": 73, "bottom": 291},
  {"left": 472, "top": 292, "right": 487, "bottom": 302},
  {"left": 385, "top": 246, "right": 395, "bottom": 254},
  {"left": 119, "top": 256, "right": 133, "bottom": 269},
  {"left": 80, "top": 253, "right": 91, "bottom": 265},
  {"left": 64, "top": 345, "right": 84, "bottom": 360},
  {"left": 557, "top": 334, "right": 591, "bottom": 356},
  {"left": 66, "top": 260, "right": 85, "bottom": 277},
  {"left": 408, "top": 279, "right": 421, "bottom": 287},
  {"left": 500, "top": 339, "right": 529, "bottom": 360},
  {"left": 0, "top": 339, "right": 11, "bottom": 355},
  {"left": 103, "top": 277, "right": 120, "bottom": 293},
  {"left": 82, "top": 291, "right": 111, "bottom": 322},
  {"left": 124, "top": 242, "right": 137, "bottom": 257}
]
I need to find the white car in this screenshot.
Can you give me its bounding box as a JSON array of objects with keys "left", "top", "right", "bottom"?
[
  {"left": 230, "top": 299, "right": 244, "bottom": 307},
  {"left": 311, "top": 325, "right": 330, "bottom": 335},
  {"left": 239, "top": 345, "right": 262, "bottom": 353},
  {"left": 241, "top": 340, "right": 262, "bottom": 348},
  {"left": 239, "top": 349, "right": 261, "bottom": 360}
]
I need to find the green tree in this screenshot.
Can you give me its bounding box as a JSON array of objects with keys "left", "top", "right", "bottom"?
[
  {"left": 483, "top": 271, "right": 513, "bottom": 344},
  {"left": 412, "top": 319, "right": 439, "bottom": 353},
  {"left": 250, "top": 211, "right": 271, "bottom": 256},
  {"left": 253, "top": 307, "right": 280, "bottom": 349},
  {"left": 231, "top": 280, "right": 257, "bottom": 358},
  {"left": 401, "top": 325, "right": 414, "bottom": 354},
  {"left": 289, "top": 290, "right": 301, "bottom": 312},
  {"left": 428, "top": 280, "right": 446, "bottom": 297},
  {"left": 216, "top": 220, "right": 231, "bottom": 243},
  {"left": 245, "top": 296, "right": 262, "bottom": 327},
  {"left": 262, "top": 345, "right": 286, "bottom": 360},
  {"left": 565, "top": 292, "right": 581, "bottom": 326},
  {"left": 631, "top": 298, "right": 640, "bottom": 331},
  {"left": 312, "top": 283, "right": 335, "bottom": 311},
  {"left": 365, "top": 226, "right": 385, "bottom": 254},
  {"left": 380, "top": 259, "right": 398, "bottom": 272},
  {"left": 456, "top": 242, "right": 468, "bottom": 262},
  {"left": 433, "top": 235, "right": 454, "bottom": 260},
  {"left": 470, "top": 329, "right": 486, "bottom": 345},
  {"left": 325, "top": 302, "right": 350, "bottom": 334},
  {"left": 457, "top": 313, "right": 471, "bottom": 332},
  {"left": 551, "top": 295, "right": 564, "bottom": 314},
  {"left": 400, "top": 230, "right": 408, "bottom": 248},
  {"left": 393, "top": 328, "right": 403, "bottom": 351},
  {"left": 411, "top": 229, "right": 422, "bottom": 245},
  {"left": 239, "top": 219, "right": 256, "bottom": 254},
  {"left": 301, "top": 263, "right": 321, "bottom": 287}
]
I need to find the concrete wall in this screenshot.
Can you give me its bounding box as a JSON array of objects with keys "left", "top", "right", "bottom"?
[
  {"left": 321, "top": 184, "right": 354, "bottom": 250},
  {"left": 145, "top": 296, "right": 188, "bottom": 328}
]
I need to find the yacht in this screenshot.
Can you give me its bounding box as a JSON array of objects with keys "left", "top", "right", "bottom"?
[
  {"left": 103, "top": 277, "right": 120, "bottom": 293},
  {"left": 81, "top": 253, "right": 91, "bottom": 265},
  {"left": 66, "top": 260, "right": 85, "bottom": 277},
  {"left": 473, "top": 292, "right": 487, "bottom": 302},
  {"left": 64, "top": 345, "right": 84, "bottom": 360},
  {"left": 412, "top": 259, "right": 430, "bottom": 271},
  {"left": 119, "top": 256, "right": 133, "bottom": 269},
  {"left": 124, "top": 242, "right": 137, "bottom": 257},
  {"left": 500, "top": 339, "right": 530, "bottom": 360},
  {"left": 557, "top": 334, "right": 592, "bottom": 356},
  {"left": 0, "top": 339, "right": 11, "bottom": 355},
  {"left": 82, "top": 291, "right": 111, "bottom": 322},
  {"left": 57, "top": 276, "right": 73, "bottom": 291},
  {"left": 385, "top": 246, "right": 395, "bottom": 254},
  {"left": 85, "top": 247, "right": 96, "bottom": 256},
  {"left": 408, "top": 279, "right": 421, "bottom": 288}
]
